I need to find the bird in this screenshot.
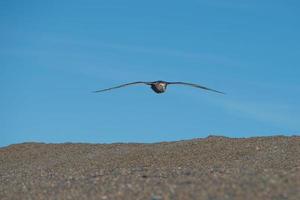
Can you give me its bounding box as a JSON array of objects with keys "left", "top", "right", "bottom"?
[{"left": 93, "top": 80, "right": 225, "bottom": 94}]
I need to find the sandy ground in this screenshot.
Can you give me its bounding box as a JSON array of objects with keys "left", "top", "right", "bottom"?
[{"left": 0, "top": 136, "right": 299, "bottom": 200}]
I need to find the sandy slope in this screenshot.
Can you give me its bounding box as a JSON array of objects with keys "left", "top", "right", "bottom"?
[{"left": 0, "top": 136, "right": 299, "bottom": 200}]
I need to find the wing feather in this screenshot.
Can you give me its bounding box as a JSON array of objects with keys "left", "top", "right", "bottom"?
[{"left": 93, "top": 81, "right": 151, "bottom": 93}]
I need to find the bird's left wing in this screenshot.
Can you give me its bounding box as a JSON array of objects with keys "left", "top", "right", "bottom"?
[
  {"left": 93, "top": 81, "right": 151, "bottom": 93},
  {"left": 167, "top": 82, "right": 225, "bottom": 94}
]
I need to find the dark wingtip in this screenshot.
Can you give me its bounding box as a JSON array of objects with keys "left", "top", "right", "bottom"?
[
  {"left": 208, "top": 88, "right": 226, "bottom": 95},
  {"left": 217, "top": 91, "right": 226, "bottom": 95}
]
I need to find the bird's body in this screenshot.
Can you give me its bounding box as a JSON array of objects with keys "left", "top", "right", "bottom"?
[
  {"left": 150, "top": 81, "right": 168, "bottom": 93},
  {"left": 94, "top": 80, "right": 225, "bottom": 94}
]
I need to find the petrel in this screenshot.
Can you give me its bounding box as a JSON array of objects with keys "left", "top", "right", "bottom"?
[{"left": 94, "top": 81, "right": 225, "bottom": 94}]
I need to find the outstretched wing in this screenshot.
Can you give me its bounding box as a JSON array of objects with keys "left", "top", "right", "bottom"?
[
  {"left": 167, "top": 82, "right": 225, "bottom": 94},
  {"left": 93, "top": 81, "right": 151, "bottom": 93}
]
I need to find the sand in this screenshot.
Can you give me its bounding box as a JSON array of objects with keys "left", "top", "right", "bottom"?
[{"left": 0, "top": 136, "right": 299, "bottom": 200}]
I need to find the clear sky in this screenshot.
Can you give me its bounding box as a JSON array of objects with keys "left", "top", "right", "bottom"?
[{"left": 1, "top": 0, "right": 300, "bottom": 147}]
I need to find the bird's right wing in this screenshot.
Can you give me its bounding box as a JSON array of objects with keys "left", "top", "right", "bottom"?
[
  {"left": 167, "top": 82, "right": 225, "bottom": 94},
  {"left": 93, "top": 81, "right": 151, "bottom": 93}
]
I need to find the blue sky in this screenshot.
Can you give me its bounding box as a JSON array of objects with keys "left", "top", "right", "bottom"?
[{"left": 1, "top": 0, "right": 299, "bottom": 147}]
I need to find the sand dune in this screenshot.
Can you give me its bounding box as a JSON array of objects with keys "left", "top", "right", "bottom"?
[{"left": 0, "top": 136, "right": 299, "bottom": 200}]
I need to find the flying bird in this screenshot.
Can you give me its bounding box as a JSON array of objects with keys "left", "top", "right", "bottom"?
[{"left": 94, "top": 80, "right": 225, "bottom": 94}]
